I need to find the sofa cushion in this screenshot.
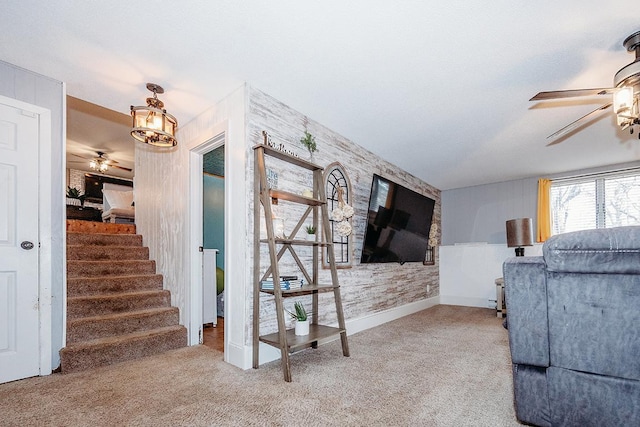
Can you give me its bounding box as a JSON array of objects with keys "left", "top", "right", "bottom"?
[
  {"left": 547, "top": 271, "right": 640, "bottom": 381},
  {"left": 548, "top": 367, "right": 640, "bottom": 426},
  {"left": 543, "top": 226, "right": 640, "bottom": 274}
]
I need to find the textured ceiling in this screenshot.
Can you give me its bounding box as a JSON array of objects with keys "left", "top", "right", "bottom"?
[
  {"left": 2, "top": 2, "right": 639, "bottom": 190},
  {"left": 66, "top": 96, "right": 133, "bottom": 179}
]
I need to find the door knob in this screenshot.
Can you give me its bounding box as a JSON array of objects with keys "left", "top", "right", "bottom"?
[{"left": 21, "top": 241, "right": 35, "bottom": 250}]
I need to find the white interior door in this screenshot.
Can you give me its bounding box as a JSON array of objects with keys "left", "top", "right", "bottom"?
[{"left": 0, "top": 101, "right": 40, "bottom": 383}]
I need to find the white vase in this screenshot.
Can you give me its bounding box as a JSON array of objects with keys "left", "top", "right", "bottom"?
[
  {"left": 295, "top": 319, "right": 309, "bottom": 336},
  {"left": 306, "top": 233, "right": 316, "bottom": 241}
]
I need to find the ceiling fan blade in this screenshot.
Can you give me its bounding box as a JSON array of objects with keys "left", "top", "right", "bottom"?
[
  {"left": 530, "top": 88, "right": 615, "bottom": 101},
  {"left": 69, "top": 153, "right": 91, "bottom": 160},
  {"left": 112, "top": 164, "right": 133, "bottom": 172},
  {"left": 546, "top": 102, "right": 613, "bottom": 144}
]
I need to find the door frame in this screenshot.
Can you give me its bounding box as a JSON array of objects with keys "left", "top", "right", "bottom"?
[
  {"left": 188, "top": 128, "right": 226, "bottom": 349},
  {"left": 0, "top": 94, "right": 53, "bottom": 377}
]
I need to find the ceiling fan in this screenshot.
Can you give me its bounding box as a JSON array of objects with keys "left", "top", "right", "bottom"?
[
  {"left": 530, "top": 31, "right": 640, "bottom": 143},
  {"left": 69, "top": 151, "right": 132, "bottom": 173}
]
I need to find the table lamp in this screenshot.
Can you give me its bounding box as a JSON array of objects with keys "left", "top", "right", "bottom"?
[{"left": 506, "top": 218, "right": 533, "bottom": 256}]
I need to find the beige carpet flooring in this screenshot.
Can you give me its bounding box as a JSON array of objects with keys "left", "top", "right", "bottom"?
[{"left": 0, "top": 305, "right": 521, "bottom": 426}]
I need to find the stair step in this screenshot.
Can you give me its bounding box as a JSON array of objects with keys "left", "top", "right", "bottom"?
[
  {"left": 66, "top": 307, "right": 180, "bottom": 344},
  {"left": 60, "top": 325, "right": 188, "bottom": 373},
  {"left": 67, "top": 290, "right": 171, "bottom": 319},
  {"left": 67, "top": 232, "right": 143, "bottom": 247},
  {"left": 64, "top": 222, "right": 187, "bottom": 373},
  {"left": 66, "top": 220, "right": 136, "bottom": 235},
  {"left": 67, "top": 274, "right": 163, "bottom": 297},
  {"left": 67, "top": 245, "right": 150, "bottom": 261},
  {"left": 67, "top": 260, "right": 156, "bottom": 278}
]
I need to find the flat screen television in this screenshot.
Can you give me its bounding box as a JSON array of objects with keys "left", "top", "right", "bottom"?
[
  {"left": 360, "top": 174, "right": 435, "bottom": 264},
  {"left": 84, "top": 173, "right": 133, "bottom": 203}
]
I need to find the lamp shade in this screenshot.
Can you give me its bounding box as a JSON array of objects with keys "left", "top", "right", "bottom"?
[{"left": 506, "top": 218, "right": 533, "bottom": 248}]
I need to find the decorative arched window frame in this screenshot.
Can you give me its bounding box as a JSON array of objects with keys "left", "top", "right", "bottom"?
[{"left": 323, "top": 162, "right": 352, "bottom": 269}]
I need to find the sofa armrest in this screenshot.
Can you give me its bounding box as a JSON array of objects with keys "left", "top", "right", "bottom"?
[{"left": 504, "top": 256, "right": 549, "bottom": 367}]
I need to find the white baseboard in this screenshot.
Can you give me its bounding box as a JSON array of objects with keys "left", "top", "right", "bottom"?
[
  {"left": 345, "top": 296, "right": 440, "bottom": 336},
  {"left": 439, "top": 295, "right": 492, "bottom": 308},
  {"left": 241, "top": 296, "right": 441, "bottom": 370},
  {"left": 225, "top": 340, "right": 249, "bottom": 369}
]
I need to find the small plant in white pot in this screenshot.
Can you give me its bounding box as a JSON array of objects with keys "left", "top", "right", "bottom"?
[
  {"left": 304, "top": 225, "right": 317, "bottom": 241},
  {"left": 286, "top": 301, "right": 309, "bottom": 336}
]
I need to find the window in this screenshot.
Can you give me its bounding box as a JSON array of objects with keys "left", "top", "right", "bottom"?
[
  {"left": 551, "top": 169, "right": 640, "bottom": 235},
  {"left": 323, "top": 163, "right": 352, "bottom": 269}
]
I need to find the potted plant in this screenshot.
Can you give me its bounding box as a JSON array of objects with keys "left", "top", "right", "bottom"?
[
  {"left": 304, "top": 225, "right": 317, "bottom": 241},
  {"left": 66, "top": 186, "right": 86, "bottom": 208},
  {"left": 300, "top": 130, "right": 317, "bottom": 160},
  {"left": 286, "top": 301, "right": 309, "bottom": 336}
]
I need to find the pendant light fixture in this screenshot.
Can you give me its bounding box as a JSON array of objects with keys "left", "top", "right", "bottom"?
[{"left": 130, "top": 83, "right": 178, "bottom": 147}]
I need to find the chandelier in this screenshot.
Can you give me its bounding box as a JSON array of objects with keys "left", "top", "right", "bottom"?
[
  {"left": 130, "top": 83, "right": 178, "bottom": 147},
  {"left": 89, "top": 152, "right": 109, "bottom": 173}
]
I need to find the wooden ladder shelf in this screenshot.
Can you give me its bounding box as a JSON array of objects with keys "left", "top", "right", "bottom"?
[{"left": 252, "top": 142, "right": 350, "bottom": 382}]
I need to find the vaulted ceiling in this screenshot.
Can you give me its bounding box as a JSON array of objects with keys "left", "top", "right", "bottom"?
[{"left": 2, "top": 2, "right": 639, "bottom": 189}]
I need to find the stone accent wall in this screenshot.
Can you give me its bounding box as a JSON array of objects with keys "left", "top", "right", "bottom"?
[
  {"left": 68, "top": 168, "right": 85, "bottom": 192},
  {"left": 247, "top": 87, "right": 441, "bottom": 335}
]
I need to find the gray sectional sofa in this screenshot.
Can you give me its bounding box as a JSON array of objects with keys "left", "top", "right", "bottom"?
[{"left": 503, "top": 226, "right": 640, "bottom": 426}]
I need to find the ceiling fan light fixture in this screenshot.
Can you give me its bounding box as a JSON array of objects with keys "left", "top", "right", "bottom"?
[
  {"left": 89, "top": 156, "right": 109, "bottom": 173},
  {"left": 613, "top": 87, "right": 637, "bottom": 127},
  {"left": 130, "top": 83, "right": 178, "bottom": 147},
  {"left": 531, "top": 30, "right": 640, "bottom": 141},
  {"left": 613, "top": 87, "right": 634, "bottom": 115}
]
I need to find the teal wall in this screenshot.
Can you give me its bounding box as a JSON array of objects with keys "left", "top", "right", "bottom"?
[{"left": 203, "top": 174, "right": 225, "bottom": 276}]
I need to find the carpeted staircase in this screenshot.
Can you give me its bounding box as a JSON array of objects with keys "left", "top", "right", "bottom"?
[{"left": 60, "top": 220, "right": 187, "bottom": 373}]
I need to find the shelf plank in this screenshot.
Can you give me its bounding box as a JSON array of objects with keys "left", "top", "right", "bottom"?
[
  {"left": 259, "top": 324, "right": 345, "bottom": 351},
  {"left": 260, "top": 238, "right": 330, "bottom": 247},
  {"left": 253, "top": 144, "right": 322, "bottom": 171},
  {"left": 267, "top": 189, "right": 325, "bottom": 206},
  {"left": 260, "top": 283, "right": 339, "bottom": 296}
]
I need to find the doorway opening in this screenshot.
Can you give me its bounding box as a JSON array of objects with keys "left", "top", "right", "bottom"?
[{"left": 202, "top": 145, "right": 225, "bottom": 352}]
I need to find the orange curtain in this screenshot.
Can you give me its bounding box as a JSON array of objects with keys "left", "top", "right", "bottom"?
[{"left": 536, "top": 178, "right": 552, "bottom": 242}]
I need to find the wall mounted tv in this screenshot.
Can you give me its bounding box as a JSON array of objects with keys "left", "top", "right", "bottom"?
[
  {"left": 84, "top": 173, "right": 133, "bottom": 203},
  {"left": 361, "top": 174, "right": 435, "bottom": 264}
]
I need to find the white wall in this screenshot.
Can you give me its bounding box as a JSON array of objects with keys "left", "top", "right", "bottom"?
[
  {"left": 440, "top": 243, "right": 543, "bottom": 308},
  {"left": 135, "top": 84, "right": 247, "bottom": 367},
  {"left": 441, "top": 177, "right": 538, "bottom": 245}
]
